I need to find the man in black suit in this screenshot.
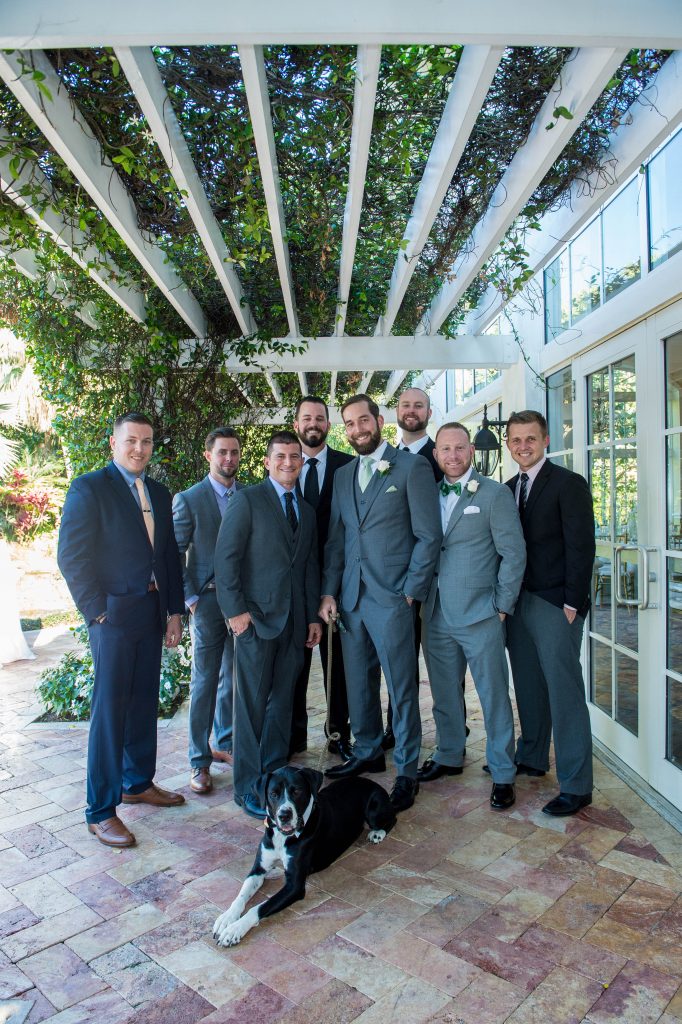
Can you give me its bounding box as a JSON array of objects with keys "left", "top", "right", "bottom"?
[
  {"left": 505, "top": 410, "right": 595, "bottom": 816},
  {"left": 290, "top": 396, "right": 355, "bottom": 760},
  {"left": 215, "top": 430, "right": 322, "bottom": 818},
  {"left": 58, "top": 412, "right": 186, "bottom": 849}
]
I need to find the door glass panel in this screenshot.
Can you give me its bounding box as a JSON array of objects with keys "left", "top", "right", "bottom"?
[
  {"left": 668, "top": 433, "right": 682, "bottom": 549},
  {"left": 667, "top": 557, "right": 682, "bottom": 675},
  {"left": 665, "top": 331, "right": 682, "bottom": 428},
  {"left": 615, "top": 650, "right": 638, "bottom": 736},
  {"left": 588, "top": 369, "right": 610, "bottom": 444},
  {"left": 667, "top": 678, "right": 682, "bottom": 769},
  {"left": 571, "top": 219, "right": 602, "bottom": 323},
  {"left": 615, "top": 445, "right": 638, "bottom": 651},
  {"left": 590, "top": 449, "right": 612, "bottom": 639},
  {"left": 613, "top": 357, "right": 637, "bottom": 439},
  {"left": 547, "top": 366, "right": 573, "bottom": 450},
  {"left": 590, "top": 638, "right": 612, "bottom": 715},
  {"left": 603, "top": 179, "right": 641, "bottom": 301}
]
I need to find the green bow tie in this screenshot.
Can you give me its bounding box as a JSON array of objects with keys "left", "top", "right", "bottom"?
[{"left": 440, "top": 481, "right": 461, "bottom": 496}]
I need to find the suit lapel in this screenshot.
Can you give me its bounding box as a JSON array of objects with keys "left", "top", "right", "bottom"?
[
  {"left": 523, "top": 460, "right": 552, "bottom": 520},
  {"left": 106, "top": 463, "right": 150, "bottom": 547},
  {"left": 357, "top": 444, "right": 397, "bottom": 525},
  {"left": 263, "top": 479, "right": 299, "bottom": 553},
  {"left": 201, "top": 476, "right": 222, "bottom": 532},
  {"left": 444, "top": 471, "right": 480, "bottom": 538}
]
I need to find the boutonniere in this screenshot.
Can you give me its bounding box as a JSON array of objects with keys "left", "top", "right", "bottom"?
[
  {"left": 376, "top": 460, "right": 391, "bottom": 476},
  {"left": 466, "top": 480, "right": 479, "bottom": 494}
]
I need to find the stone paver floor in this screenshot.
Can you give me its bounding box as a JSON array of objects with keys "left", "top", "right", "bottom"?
[{"left": 0, "top": 626, "right": 681, "bottom": 1024}]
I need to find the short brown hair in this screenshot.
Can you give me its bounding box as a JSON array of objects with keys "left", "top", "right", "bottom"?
[
  {"left": 340, "top": 393, "right": 380, "bottom": 420},
  {"left": 506, "top": 410, "right": 548, "bottom": 436},
  {"left": 294, "top": 395, "right": 329, "bottom": 419},
  {"left": 204, "top": 426, "right": 241, "bottom": 452},
  {"left": 266, "top": 429, "right": 302, "bottom": 456},
  {"left": 114, "top": 411, "right": 153, "bottom": 432},
  {"left": 435, "top": 421, "right": 471, "bottom": 443}
]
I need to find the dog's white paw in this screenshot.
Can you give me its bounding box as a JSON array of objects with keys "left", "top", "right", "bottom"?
[
  {"left": 367, "top": 829, "right": 386, "bottom": 844},
  {"left": 214, "top": 916, "right": 249, "bottom": 947},
  {"left": 212, "top": 906, "right": 241, "bottom": 939}
]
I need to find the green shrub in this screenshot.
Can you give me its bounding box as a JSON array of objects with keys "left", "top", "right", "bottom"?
[{"left": 37, "top": 622, "right": 191, "bottom": 720}]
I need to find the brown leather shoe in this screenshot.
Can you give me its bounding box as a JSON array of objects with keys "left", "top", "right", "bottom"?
[
  {"left": 190, "top": 767, "right": 212, "bottom": 794},
  {"left": 211, "top": 748, "right": 233, "bottom": 765},
  {"left": 121, "top": 784, "right": 185, "bottom": 807},
  {"left": 88, "top": 815, "right": 136, "bottom": 848}
]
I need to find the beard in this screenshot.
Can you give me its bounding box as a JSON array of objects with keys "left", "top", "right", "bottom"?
[
  {"left": 397, "top": 413, "right": 428, "bottom": 434},
  {"left": 296, "top": 425, "right": 328, "bottom": 448},
  {"left": 348, "top": 424, "right": 382, "bottom": 455},
  {"left": 214, "top": 464, "right": 238, "bottom": 483}
]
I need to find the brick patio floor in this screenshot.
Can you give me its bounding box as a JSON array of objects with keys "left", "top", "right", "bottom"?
[{"left": 1, "top": 627, "right": 681, "bottom": 1023}]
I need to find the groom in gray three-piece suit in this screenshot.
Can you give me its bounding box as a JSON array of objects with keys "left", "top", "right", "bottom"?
[
  {"left": 172, "top": 427, "right": 243, "bottom": 796},
  {"left": 420, "top": 423, "right": 526, "bottom": 811},
  {"left": 320, "top": 395, "right": 441, "bottom": 813}
]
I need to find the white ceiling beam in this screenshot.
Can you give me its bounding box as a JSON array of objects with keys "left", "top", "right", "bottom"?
[
  {"left": 463, "top": 49, "right": 682, "bottom": 335},
  {"left": 297, "top": 371, "right": 308, "bottom": 395},
  {"left": 0, "top": 49, "right": 207, "bottom": 337},
  {"left": 115, "top": 46, "right": 257, "bottom": 337},
  {"left": 358, "top": 372, "right": 373, "bottom": 393},
  {"left": 329, "top": 371, "right": 338, "bottom": 405},
  {"left": 0, "top": 153, "right": 146, "bottom": 322},
  {"left": 383, "top": 370, "right": 408, "bottom": 400},
  {"left": 264, "top": 372, "right": 282, "bottom": 405},
  {"left": 0, "top": 238, "right": 99, "bottom": 328},
  {"left": 177, "top": 334, "right": 517, "bottom": 372},
  {"left": 233, "top": 404, "right": 398, "bottom": 425},
  {"left": 412, "top": 369, "right": 445, "bottom": 391},
  {"left": 376, "top": 45, "right": 503, "bottom": 336},
  {"left": 335, "top": 44, "right": 381, "bottom": 337},
  {"left": 418, "top": 46, "right": 627, "bottom": 336},
  {"left": 4, "top": 1, "right": 681, "bottom": 49},
  {"left": 239, "top": 44, "right": 299, "bottom": 337}
]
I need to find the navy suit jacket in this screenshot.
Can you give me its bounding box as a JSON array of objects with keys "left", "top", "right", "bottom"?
[
  {"left": 506, "top": 459, "right": 595, "bottom": 617},
  {"left": 302, "top": 446, "right": 354, "bottom": 564},
  {"left": 58, "top": 462, "right": 184, "bottom": 627}
]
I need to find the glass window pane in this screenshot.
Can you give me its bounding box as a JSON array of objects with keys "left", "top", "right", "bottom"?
[
  {"left": 614, "top": 444, "right": 638, "bottom": 546},
  {"left": 666, "top": 677, "right": 682, "bottom": 770},
  {"left": 588, "top": 368, "right": 610, "bottom": 443},
  {"left": 547, "top": 367, "right": 573, "bottom": 452},
  {"left": 571, "top": 219, "right": 602, "bottom": 323},
  {"left": 592, "top": 556, "right": 612, "bottom": 639},
  {"left": 590, "top": 448, "right": 612, "bottom": 541},
  {"left": 602, "top": 179, "right": 641, "bottom": 301},
  {"left": 649, "top": 129, "right": 682, "bottom": 268},
  {"left": 544, "top": 252, "right": 569, "bottom": 343},
  {"left": 548, "top": 453, "right": 573, "bottom": 470},
  {"left": 667, "top": 433, "right": 682, "bottom": 549},
  {"left": 667, "top": 557, "right": 682, "bottom": 675},
  {"left": 613, "top": 356, "right": 636, "bottom": 440},
  {"left": 590, "top": 638, "right": 612, "bottom": 715},
  {"left": 666, "top": 331, "right": 682, "bottom": 430},
  {"left": 615, "top": 651, "right": 638, "bottom": 736}
]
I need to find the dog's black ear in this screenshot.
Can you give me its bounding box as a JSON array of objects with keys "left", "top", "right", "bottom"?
[
  {"left": 299, "top": 767, "right": 323, "bottom": 799},
  {"left": 253, "top": 773, "right": 271, "bottom": 810}
]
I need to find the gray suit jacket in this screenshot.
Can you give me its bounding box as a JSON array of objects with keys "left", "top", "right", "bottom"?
[
  {"left": 322, "top": 443, "right": 441, "bottom": 610},
  {"left": 215, "top": 480, "right": 319, "bottom": 641},
  {"left": 172, "top": 476, "right": 243, "bottom": 603},
  {"left": 423, "top": 468, "right": 526, "bottom": 627}
]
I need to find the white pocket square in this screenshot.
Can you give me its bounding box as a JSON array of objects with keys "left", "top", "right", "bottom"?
[
  {"left": 386, "top": 485, "right": 398, "bottom": 493},
  {"left": 463, "top": 506, "right": 480, "bottom": 514}
]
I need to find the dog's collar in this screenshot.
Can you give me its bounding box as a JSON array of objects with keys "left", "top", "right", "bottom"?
[{"left": 266, "top": 795, "right": 315, "bottom": 838}]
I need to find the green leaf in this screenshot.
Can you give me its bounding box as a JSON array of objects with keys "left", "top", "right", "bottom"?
[{"left": 552, "top": 105, "right": 574, "bottom": 121}]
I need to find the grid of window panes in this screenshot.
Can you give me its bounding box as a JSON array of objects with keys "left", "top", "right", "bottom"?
[
  {"left": 546, "top": 366, "right": 573, "bottom": 470},
  {"left": 544, "top": 125, "right": 682, "bottom": 344},
  {"left": 453, "top": 367, "right": 502, "bottom": 405},
  {"left": 665, "top": 332, "right": 682, "bottom": 770}
]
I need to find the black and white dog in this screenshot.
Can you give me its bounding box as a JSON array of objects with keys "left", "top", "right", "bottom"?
[{"left": 213, "top": 766, "right": 396, "bottom": 946}]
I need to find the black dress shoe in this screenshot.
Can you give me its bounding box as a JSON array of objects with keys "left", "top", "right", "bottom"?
[
  {"left": 490, "top": 783, "right": 515, "bottom": 810},
  {"left": 542, "top": 792, "right": 592, "bottom": 816},
  {"left": 235, "top": 794, "right": 267, "bottom": 819},
  {"left": 389, "top": 775, "right": 419, "bottom": 812},
  {"left": 516, "top": 763, "right": 546, "bottom": 777},
  {"left": 417, "top": 758, "right": 464, "bottom": 782},
  {"left": 380, "top": 728, "right": 395, "bottom": 751},
  {"left": 328, "top": 737, "right": 353, "bottom": 761},
  {"left": 324, "top": 754, "right": 386, "bottom": 779}
]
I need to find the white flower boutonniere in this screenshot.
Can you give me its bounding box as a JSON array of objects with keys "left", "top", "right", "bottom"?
[
  {"left": 376, "top": 460, "right": 391, "bottom": 476},
  {"left": 466, "top": 480, "right": 479, "bottom": 494}
]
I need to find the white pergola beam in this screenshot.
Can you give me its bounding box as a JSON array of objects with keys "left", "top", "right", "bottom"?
[
  {"left": 377, "top": 45, "right": 503, "bottom": 336},
  {"left": 0, "top": 153, "right": 146, "bottom": 322},
  {"left": 297, "top": 371, "right": 308, "bottom": 396},
  {"left": 0, "top": 239, "right": 99, "bottom": 328},
  {"left": 115, "top": 46, "right": 257, "bottom": 337},
  {"left": 177, "top": 334, "right": 517, "bottom": 372},
  {"left": 463, "top": 49, "right": 682, "bottom": 334},
  {"left": 0, "top": 49, "right": 207, "bottom": 337},
  {"left": 265, "top": 372, "right": 282, "bottom": 405},
  {"left": 239, "top": 44, "right": 299, "bottom": 337},
  {"left": 419, "top": 46, "right": 627, "bottom": 335},
  {"left": 329, "top": 371, "right": 338, "bottom": 405},
  {"left": 234, "top": 404, "right": 398, "bottom": 425},
  {"left": 335, "top": 44, "right": 381, "bottom": 337},
  {"left": 358, "top": 371, "right": 373, "bottom": 393},
  {"left": 384, "top": 370, "right": 409, "bottom": 400},
  {"left": 3, "top": 1, "right": 681, "bottom": 49}
]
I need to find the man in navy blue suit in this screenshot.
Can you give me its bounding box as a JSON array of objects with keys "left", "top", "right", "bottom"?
[{"left": 58, "top": 412, "right": 186, "bottom": 848}]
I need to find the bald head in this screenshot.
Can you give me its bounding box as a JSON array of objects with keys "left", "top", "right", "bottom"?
[{"left": 397, "top": 387, "right": 431, "bottom": 441}]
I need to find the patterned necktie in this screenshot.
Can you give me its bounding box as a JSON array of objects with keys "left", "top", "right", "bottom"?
[
  {"left": 440, "top": 481, "right": 461, "bottom": 497},
  {"left": 518, "top": 473, "right": 529, "bottom": 519},
  {"left": 134, "top": 477, "right": 154, "bottom": 547},
  {"left": 284, "top": 491, "right": 298, "bottom": 533},
  {"left": 358, "top": 456, "right": 373, "bottom": 492},
  {"left": 303, "top": 457, "right": 320, "bottom": 508}
]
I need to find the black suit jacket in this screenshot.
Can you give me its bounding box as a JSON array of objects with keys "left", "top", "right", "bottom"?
[
  {"left": 308, "top": 446, "right": 354, "bottom": 562},
  {"left": 506, "top": 460, "right": 595, "bottom": 617},
  {"left": 414, "top": 437, "right": 444, "bottom": 482},
  {"left": 58, "top": 462, "right": 185, "bottom": 626}
]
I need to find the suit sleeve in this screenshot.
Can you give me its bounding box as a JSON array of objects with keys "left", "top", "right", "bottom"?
[
  {"left": 403, "top": 456, "right": 443, "bottom": 601},
  {"left": 304, "top": 513, "right": 321, "bottom": 623},
  {"left": 321, "top": 478, "right": 345, "bottom": 598},
  {"left": 172, "top": 491, "right": 198, "bottom": 602},
  {"left": 57, "top": 477, "right": 106, "bottom": 624},
  {"left": 560, "top": 473, "right": 596, "bottom": 610},
  {"left": 160, "top": 489, "right": 185, "bottom": 616},
  {"left": 215, "top": 490, "right": 251, "bottom": 619},
  {"left": 489, "top": 484, "right": 526, "bottom": 614}
]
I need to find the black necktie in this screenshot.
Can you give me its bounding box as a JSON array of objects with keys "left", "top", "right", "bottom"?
[
  {"left": 285, "top": 491, "right": 298, "bottom": 533},
  {"left": 303, "top": 457, "right": 320, "bottom": 508},
  {"left": 518, "top": 473, "right": 529, "bottom": 520}
]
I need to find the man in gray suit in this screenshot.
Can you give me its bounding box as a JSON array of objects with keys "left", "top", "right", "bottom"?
[
  {"left": 419, "top": 423, "right": 526, "bottom": 810},
  {"left": 320, "top": 395, "right": 441, "bottom": 813},
  {"left": 215, "top": 430, "right": 322, "bottom": 818},
  {"left": 173, "top": 427, "right": 242, "bottom": 795}
]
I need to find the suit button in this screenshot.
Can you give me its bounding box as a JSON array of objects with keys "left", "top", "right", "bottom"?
[{"left": 441, "top": 547, "right": 446, "bottom": 552}]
